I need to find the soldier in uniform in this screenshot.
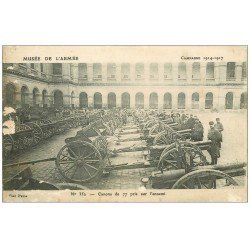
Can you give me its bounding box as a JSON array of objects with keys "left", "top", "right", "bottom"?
[
  {"left": 186, "top": 114, "right": 195, "bottom": 129},
  {"left": 207, "top": 121, "right": 222, "bottom": 165},
  {"left": 214, "top": 118, "right": 224, "bottom": 148},
  {"left": 191, "top": 119, "right": 204, "bottom": 141}
]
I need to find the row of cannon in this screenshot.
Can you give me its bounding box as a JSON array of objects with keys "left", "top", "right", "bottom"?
[
  {"left": 52, "top": 110, "right": 244, "bottom": 189},
  {"left": 2, "top": 114, "right": 99, "bottom": 160},
  {"left": 3, "top": 109, "right": 245, "bottom": 190}
]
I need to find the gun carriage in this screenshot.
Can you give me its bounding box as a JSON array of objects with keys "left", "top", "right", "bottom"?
[
  {"left": 3, "top": 110, "right": 246, "bottom": 190},
  {"left": 2, "top": 114, "right": 91, "bottom": 160}
]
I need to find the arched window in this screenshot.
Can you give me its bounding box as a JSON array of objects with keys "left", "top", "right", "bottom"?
[
  {"left": 164, "top": 63, "right": 172, "bottom": 79},
  {"left": 121, "top": 63, "right": 130, "bottom": 79},
  {"left": 32, "top": 88, "right": 39, "bottom": 106},
  {"left": 71, "top": 91, "right": 75, "bottom": 107},
  {"left": 42, "top": 90, "right": 48, "bottom": 107},
  {"left": 79, "top": 92, "right": 88, "bottom": 108},
  {"left": 21, "top": 86, "right": 29, "bottom": 107},
  {"left": 240, "top": 92, "right": 247, "bottom": 109},
  {"left": 149, "top": 93, "right": 158, "bottom": 109},
  {"left": 205, "top": 92, "right": 213, "bottom": 109},
  {"left": 163, "top": 93, "right": 172, "bottom": 109},
  {"left": 108, "top": 92, "right": 116, "bottom": 108},
  {"left": 225, "top": 92, "right": 234, "bottom": 109},
  {"left": 135, "top": 92, "right": 144, "bottom": 108},
  {"left": 206, "top": 62, "right": 215, "bottom": 79},
  {"left": 135, "top": 63, "right": 144, "bottom": 79},
  {"left": 150, "top": 63, "right": 158, "bottom": 79},
  {"left": 5, "top": 84, "right": 16, "bottom": 107},
  {"left": 178, "top": 63, "right": 186, "bottom": 79},
  {"left": 192, "top": 63, "right": 201, "bottom": 79},
  {"left": 192, "top": 92, "right": 199, "bottom": 109},
  {"left": 178, "top": 92, "right": 185, "bottom": 109},
  {"left": 227, "top": 62, "right": 236, "bottom": 79},
  {"left": 54, "top": 90, "right": 64, "bottom": 108},
  {"left": 121, "top": 92, "right": 130, "bottom": 108},
  {"left": 93, "top": 63, "right": 102, "bottom": 79},
  {"left": 94, "top": 92, "right": 102, "bottom": 109}
]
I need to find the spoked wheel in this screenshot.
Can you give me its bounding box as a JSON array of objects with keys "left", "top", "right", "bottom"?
[
  {"left": 15, "top": 123, "right": 31, "bottom": 132},
  {"left": 27, "top": 122, "right": 44, "bottom": 144},
  {"left": 172, "top": 169, "right": 239, "bottom": 189},
  {"left": 56, "top": 140, "right": 104, "bottom": 183},
  {"left": 103, "top": 122, "right": 113, "bottom": 136},
  {"left": 149, "top": 122, "right": 167, "bottom": 136},
  {"left": 153, "top": 130, "right": 172, "bottom": 145},
  {"left": 3, "top": 134, "right": 14, "bottom": 159},
  {"left": 158, "top": 143, "right": 208, "bottom": 171},
  {"left": 93, "top": 136, "right": 108, "bottom": 158},
  {"left": 143, "top": 120, "right": 156, "bottom": 131}
]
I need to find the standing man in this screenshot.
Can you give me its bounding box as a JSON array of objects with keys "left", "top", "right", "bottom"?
[
  {"left": 214, "top": 118, "right": 224, "bottom": 148},
  {"left": 207, "top": 121, "right": 222, "bottom": 165},
  {"left": 187, "top": 114, "right": 195, "bottom": 129},
  {"left": 191, "top": 119, "right": 204, "bottom": 141}
]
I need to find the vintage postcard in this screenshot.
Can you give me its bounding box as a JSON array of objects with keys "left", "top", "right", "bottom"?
[{"left": 2, "top": 45, "right": 247, "bottom": 202}]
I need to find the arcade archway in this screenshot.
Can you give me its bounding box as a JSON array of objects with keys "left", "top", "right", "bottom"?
[
  {"left": 54, "top": 90, "right": 64, "bottom": 108},
  {"left": 163, "top": 93, "right": 172, "bottom": 109},
  {"left": 178, "top": 92, "right": 185, "bottom": 109},
  {"left": 121, "top": 92, "right": 130, "bottom": 108},
  {"left": 5, "top": 84, "right": 16, "bottom": 107},
  {"left": 149, "top": 92, "right": 158, "bottom": 109},
  {"left": 108, "top": 92, "right": 116, "bottom": 108},
  {"left": 135, "top": 92, "right": 144, "bottom": 108},
  {"left": 225, "top": 92, "right": 233, "bottom": 109},
  {"left": 94, "top": 92, "right": 102, "bottom": 109},
  {"left": 21, "top": 86, "right": 29, "bottom": 107},
  {"left": 79, "top": 92, "right": 88, "bottom": 108}
]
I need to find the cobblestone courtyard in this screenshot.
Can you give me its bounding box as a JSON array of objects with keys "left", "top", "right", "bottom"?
[{"left": 3, "top": 111, "right": 247, "bottom": 189}]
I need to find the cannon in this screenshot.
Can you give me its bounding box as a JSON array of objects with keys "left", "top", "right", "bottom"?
[
  {"left": 3, "top": 110, "right": 245, "bottom": 191},
  {"left": 142, "top": 162, "right": 246, "bottom": 189},
  {"left": 2, "top": 114, "right": 91, "bottom": 160},
  {"left": 55, "top": 114, "right": 122, "bottom": 183}
]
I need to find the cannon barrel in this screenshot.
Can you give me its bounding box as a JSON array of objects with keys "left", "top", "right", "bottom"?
[
  {"left": 150, "top": 162, "right": 246, "bottom": 188},
  {"left": 178, "top": 129, "right": 192, "bottom": 134},
  {"left": 167, "top": 122, "right": 178, "bottom": 128},
  {"left": 192, "top": 140, "right": 212, "bottom": 150},
  {"left": 118, "top": 129, "right": 140, "bottom": 135}
]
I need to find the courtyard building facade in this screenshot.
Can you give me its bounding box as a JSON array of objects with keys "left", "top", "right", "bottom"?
[{"left": 3, "top": 61, "right": 247, "bottom": 110}]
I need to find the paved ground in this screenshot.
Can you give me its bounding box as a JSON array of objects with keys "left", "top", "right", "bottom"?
[{"left": 3, "top": 110, "right": 247, "bottom": 189}]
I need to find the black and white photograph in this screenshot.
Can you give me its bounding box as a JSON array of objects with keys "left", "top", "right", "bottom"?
[{"left": 2, "top": 46, "right": 247, "bottom": 202}]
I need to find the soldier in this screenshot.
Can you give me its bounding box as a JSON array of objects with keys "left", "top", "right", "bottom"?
[
  {"left": 214, "top": 118, "right": 224, "bottom": 148},
  {"left": 186, "top": 114, "right": 195, "bottom": 129},
  {"left": 207, "top": 121, "right": 222, "bottom": 165},
  {"left": 191, "top": 119, "right": 204, "bottom": 141}
]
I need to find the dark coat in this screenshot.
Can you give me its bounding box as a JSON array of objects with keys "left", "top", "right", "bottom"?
[
  {"left": 207, "top": 128, "right": 222, "bottom": 158},
  {"left": 191, "top": 123, "right": 204, "bottom": 141}
]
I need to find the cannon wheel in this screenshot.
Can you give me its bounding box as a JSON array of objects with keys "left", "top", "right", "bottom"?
[
  {"left": 143, "top": 120, "right": 156, "bottom": 130},
  {"left": 15, "top": 123, "right": 31, "bottom": 132},
  {"left": 149, "top": 122, "right": 167, "bottom": 136},
  {"left": 172, "top": 169, "right": 238, "bottom": 189},
  {"left": 3, "top": 134, "right": 14, "bottom": 159},
  {"left": 158, "top": 142, "right": 208, "bottom": 171},
  {"left": 56, "top": 140, "right": 104, "bottom": 183},
  {"left": 93, "top": 136, "right": 108, "bottom": 157},
  {"left": 27, "top": 122, "right": 44, "bottom": 144},
  {"left": 103, "top": 122, "right": 113, "bottom": 136},
  {"left": 153, "top": 130, "right": 172, "bottom": 145}
]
